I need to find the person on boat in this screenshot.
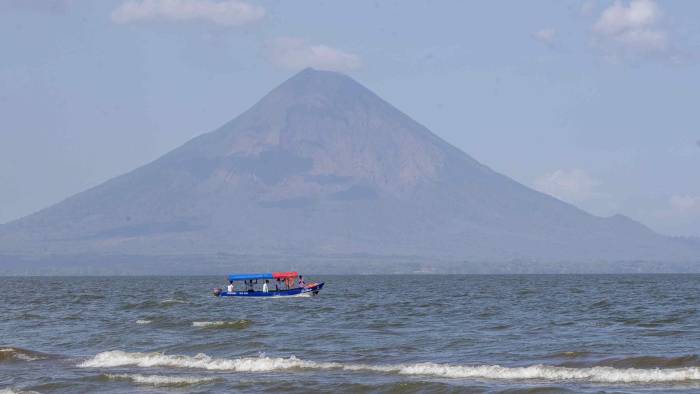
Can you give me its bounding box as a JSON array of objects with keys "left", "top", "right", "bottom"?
[
  {"left": 246, "top": 280, "right": 254, "bottom": 292},
  {"left": 262, "top": 280, "right": 269, "bottom": 293},
  {"left": 298, "top": 275, "right": 305, "bottom": 288},
  {"left": 275, "top": 279, "right": 280, "bottom": 291},
  {"left": 227, "top": 281, "right": 234, "bottom": 293}
]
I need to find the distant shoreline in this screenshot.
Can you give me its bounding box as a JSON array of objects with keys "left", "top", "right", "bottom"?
[{"left": 2, "top": 253, "right": 699, "bottom": 275}]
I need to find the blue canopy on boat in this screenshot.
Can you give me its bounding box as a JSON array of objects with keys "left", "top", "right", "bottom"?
[{"left": 228, "top": 273, "right": 273, "bottom": 282}]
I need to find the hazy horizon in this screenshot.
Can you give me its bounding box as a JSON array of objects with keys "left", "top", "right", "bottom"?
[{"left": 2, "top": 0, "right": 699, "bottom": 238}]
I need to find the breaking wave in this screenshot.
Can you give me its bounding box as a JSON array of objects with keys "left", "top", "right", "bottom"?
[
  {"left": 79, "top": 351, "right": 326, "bottom": 372},
  {"left": 102, "top": 373, "right": 219, "bottom": 387},
  {"left": 79, "top": 351, "right": 700, "bottom": 383},
  {"left": 560, "top": 354, "right": 700, "bottom": 369},
  {"left": 0, "top": 389, "right": 40, "bottom": 394},
  {"left": 135, "top": 320, "right": 152, "bottom": 325},
  {"left": 0, "top": 347, "right": 48, "bottom": 362},
  {"left": 191, "top": 320, "right": 252, "bottom": 329}
]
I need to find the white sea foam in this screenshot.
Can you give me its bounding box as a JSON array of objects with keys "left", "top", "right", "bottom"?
[
  {"left": 192, "top": 321, "right": 224, "bottom": 327},
  {"left": 79, "top": 350, "right": 333, "bottom": 372},
  {"left": 78, "top": 351, "right": 700, "bottom": 383},
  {"left": 135, "top": 320, "right": 152, "bottom": 325},
  {"left": 0, "top": 389, "right": 40, "bottom": 394},
  {"left": 388, "top": 363, "right": 700, "bottom": 383},
  {"left": 105, "top": 373, "right": 217, "bottom": 386},
  {"left": 191, "top": 320, "right": 250, "bottom": 329}
]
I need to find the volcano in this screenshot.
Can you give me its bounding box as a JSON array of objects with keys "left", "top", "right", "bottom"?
[{"left": 1, "top": 68, "right": 698, "bottom": 268}]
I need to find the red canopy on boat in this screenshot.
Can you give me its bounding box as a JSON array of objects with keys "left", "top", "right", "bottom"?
[{"left": 272, "top": 271, "right": 298, "bottom": 279}]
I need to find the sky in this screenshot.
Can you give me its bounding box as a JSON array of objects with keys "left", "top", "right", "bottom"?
[{"left": 1, "top": 0, "right": 699, "bottom": 237}]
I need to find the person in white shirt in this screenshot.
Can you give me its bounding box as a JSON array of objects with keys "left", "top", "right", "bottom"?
[
  {"left": 262, "top": 280, "right": 269, "bottom": 293},
  {"left": 227, "top": 281, "right": 234, "bottom": 293},
  {"left": 298, "top": 275, "right": 305, "bottom": 288}
]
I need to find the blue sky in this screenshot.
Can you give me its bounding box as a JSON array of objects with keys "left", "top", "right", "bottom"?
[{"left": 1, "top": 0, "right": 699, "bottom": 236}]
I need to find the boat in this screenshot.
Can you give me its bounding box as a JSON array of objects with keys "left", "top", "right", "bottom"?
[{"left": 213, "top": 272, "right": 324, "bottom": 297}]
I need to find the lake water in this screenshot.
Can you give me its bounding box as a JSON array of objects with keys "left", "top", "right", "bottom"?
[{"left": 1, "top": 275, "right": 700, "bottom": 393}]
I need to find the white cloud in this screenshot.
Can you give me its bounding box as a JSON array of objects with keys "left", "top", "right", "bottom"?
[
  {"left": 591, "top": 0, "right": 668, "bottom": 57},
  {"left": 534, "top": 169, "right": 602, "bottom": 203},
  {"left": 532, "top": 28, "right": 556, "bottom": 45},
  {"left": 593, "top": 0, "right": 659, "bottom": 35},
  {"left": 660, "top": 195, "right": 700, "bottom": 218},
  {"left": 265, "top": 37, "right": 362, "bottom": 72},
  {"left": 111, "top": 0, "right": 265, "bottom": 26}
]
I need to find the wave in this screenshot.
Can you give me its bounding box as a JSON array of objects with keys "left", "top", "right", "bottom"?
[
  {"left": 72, "top": 293, "right": 105, "bottom": 303},
  {"left": 102, "top": 373, "right": 219, "bottom": 387},
  {"left": 496, "top": 388, "right": 578, "bottom": 394},
  {"left": 547, "top": 351, "right": 591, "bottom": 359},
  {"left": 383, "top": 363, "right": 700, "bottom": 383},
  {"left": 121, "top": 299, "right": 190, "bottom": 310},
  {"left": 192, "top": 320, "right": 251, "bottom": 329},
  {"left": 78, "top": 351, "right": 700, "bottom": 383},
  {"left": 79, "top": 351, "right": 328, "bottom": 372},
  {"left": 589, "top": 299, "right": 610, "bottom": 309},
  {"left": 0, "top": 347, "right": 48, "bottom": 362},
  {"left": 136, "top": 320, "right": 152, "bottom": 325},
  {"left": 0, "top": 389, "right": 40, "bottom": 394},
  {"left": 553, "top": 353, "right": 700, "bottom": 369},
  {"left": 15, "top": 313, "right": 41, "bottom": 321},
  {"left": 597, "top": 355, "right": 700, "bottom": 369}
]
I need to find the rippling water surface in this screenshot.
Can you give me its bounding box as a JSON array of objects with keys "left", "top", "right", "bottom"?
[{"left": 1, "top": 275, "right": 700, "bottom": 393}]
